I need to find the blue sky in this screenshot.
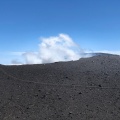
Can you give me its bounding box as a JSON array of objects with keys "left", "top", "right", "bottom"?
[{"left": 0, "top": 0, "right": 120, "bottom": 64}]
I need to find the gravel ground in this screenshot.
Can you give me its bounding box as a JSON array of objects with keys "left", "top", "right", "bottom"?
[{"left": 0, "top": 54, "right": 120, "bottom": 120}]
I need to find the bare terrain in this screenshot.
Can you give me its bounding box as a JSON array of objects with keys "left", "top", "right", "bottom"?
[{"left": 0, "top": 54, "right": 120, "bottom": 120}]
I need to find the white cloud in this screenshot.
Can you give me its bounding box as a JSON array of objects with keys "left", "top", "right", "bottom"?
[
  {"left": 22, "top": 52, "right": 42, "bottom": 64},
  {"left": 22, "top": 33, "right": 86, "bottom": 64}
]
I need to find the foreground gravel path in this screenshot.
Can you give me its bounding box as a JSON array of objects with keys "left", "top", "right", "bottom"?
[{"left": 0, "top": 54, "right": 120, "bottom": 120}]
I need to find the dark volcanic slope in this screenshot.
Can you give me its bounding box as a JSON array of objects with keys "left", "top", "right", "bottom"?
[{"left": 0, "top": 54, "right": 120, "bottom": 120}]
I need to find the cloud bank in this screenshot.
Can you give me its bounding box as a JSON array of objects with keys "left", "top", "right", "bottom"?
[
  {"left": 8, "top": 33, "right": 120, "bottom": 65},
  {"left": 22, "top": 34, "right": 87, "bottom": 64}
]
